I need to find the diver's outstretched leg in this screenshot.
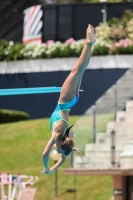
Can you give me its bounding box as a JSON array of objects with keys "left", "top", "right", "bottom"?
[{"left": 59, "top": 24, "right": 96, "bottom": 103}]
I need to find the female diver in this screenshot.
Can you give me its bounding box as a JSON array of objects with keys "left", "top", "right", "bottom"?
[{"left": 42, "top": 24, "right": 96, "bottom": 175}]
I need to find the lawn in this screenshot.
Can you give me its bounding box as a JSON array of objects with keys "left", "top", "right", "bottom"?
[{"left": 0, "top": 115, "right": 113, "bottom": 200}]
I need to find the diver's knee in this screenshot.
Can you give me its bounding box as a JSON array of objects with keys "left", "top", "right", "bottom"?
[{"left": 71, "top": 68, "right": 82, "bottom": 76}]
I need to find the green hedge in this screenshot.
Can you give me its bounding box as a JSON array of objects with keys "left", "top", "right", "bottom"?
[{"left": 0, "top": 109, "right": 29, "bottom": 124}]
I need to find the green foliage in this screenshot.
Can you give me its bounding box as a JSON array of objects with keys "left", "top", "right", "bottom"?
[
  {"left": 0, "top": 39, "right": 86, "bottom": 61},
  {"left": 93, "top": 9, "right": 133, "bottom": 55},
  {"left": 96, "top": 9, "right": 133, "bottom": 42},
  {"left": 0, "top": 39, "right": 9, "bottom": 49},
  {"left": 0, "top": 39, "right": 9, "bottom": 61},
  {"left": 4, "top": 43, "right": 24, "bottom": 61},
  {"left": 121, "top": 9, "right": 133, "bottom": 27},
  {"left": 110, "top": 44, "right": 133, "bottom": 55},
  {"left": 109, "top": 39, "right": 133, "bottom": 55},
  {"left": 108, "top": 17, "right": 121, "bottom": 27},
  {"left": 0, "top": 109, "right": 29, "bottom": 124},
  {"left": 110, "top": 25, "right": 126, "bottom": 42},
  {"left": 108, "top": 10, "right": 133, "bottom": 28},
  {"left": 0, "top": 9, "right": 133, "bottom": 60},
  {"left": 92, "top": 43, "right": 109, "bottom": 56}
]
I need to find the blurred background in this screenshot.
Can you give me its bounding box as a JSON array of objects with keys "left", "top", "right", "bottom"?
[{"left": 0, "top": 0, "right": 133, "bottom": 200}]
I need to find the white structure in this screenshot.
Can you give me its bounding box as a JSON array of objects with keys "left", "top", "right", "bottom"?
[
  {"left": 74, "top": 101, "right": 133, "bottom": 170},
  {"left": 0, "top": 55, "right": 133, "bottom": 74},
  {"left": 0, "top": 173, "right": 38, "bottom": 200}
]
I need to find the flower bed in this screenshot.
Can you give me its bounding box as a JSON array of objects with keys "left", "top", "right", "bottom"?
[
  {"left": 0, "top": 10, "right": 133, "bottom": 62},
  {"left": 0, "top": 39, "right": 85, "bottom": 62},
  {"left": 0, "top": 38, "right": 133, "bottom": 62}
]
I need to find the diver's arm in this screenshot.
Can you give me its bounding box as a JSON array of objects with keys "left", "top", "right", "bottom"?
[
  {"left": 42, "top": 130, "right": 61, "bottom": 171},
  {"left": 50, "top": 154, "right": 66, "bottom": 172},
  {"left": 41, "top": 154, "right": 66, "bottom": 175},
  {"left": 42, "top": 137, "right": 55, "bottom": 171}
]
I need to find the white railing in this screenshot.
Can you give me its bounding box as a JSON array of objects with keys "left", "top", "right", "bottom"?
[{"left": 0, "top": 173, "right": 39, "bottom": 200}]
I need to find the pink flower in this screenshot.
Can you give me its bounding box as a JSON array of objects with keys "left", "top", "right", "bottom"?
[
  {"left": 46, "top": 40, "right": 55, "bottom": 47},
  {"left": 110, "top": 44, "right": 116, "bottom": 50},
  {"left": 119, "top": 39, "right": 132, "bottom": 46},
  {"left": 115, "top": 42, "right": 121, "bottom": 47},
  {"left": 64, "top": 38, "right": 76, "bottom": 46},
  {"left": 109, "top": 39, "right": 133, "bottom": 50}
]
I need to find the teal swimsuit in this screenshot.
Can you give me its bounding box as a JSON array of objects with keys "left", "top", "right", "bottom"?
[{"left": 50, "top": 95, "right": 79, "bottom": 137}]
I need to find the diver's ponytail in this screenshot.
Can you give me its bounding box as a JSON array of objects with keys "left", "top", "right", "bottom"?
[
  {"left": 60, "top": 125, "right": 84, "bottom": 160},
  {"left": 65, "top": 125, "right": 74, "bottom": 137},
  {"left": 72, "top": 148, "right": 84, "bottom": 161}
]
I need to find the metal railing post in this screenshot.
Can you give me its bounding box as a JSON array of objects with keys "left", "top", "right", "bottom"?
[
  {"left": 69, "top": 131, "right": 74, "bottom": 168},
  {"left": 111, "top": 130, "right": 116, "bottom": 168},
  {"left": 55, "top": 161, "right": 58, "bottom": 197},
  {"left": 93, "top": 104, "right": 96, "bottom": 143},
  {"left": 114, "top": 84, "right": 117, "bottom": 121}
]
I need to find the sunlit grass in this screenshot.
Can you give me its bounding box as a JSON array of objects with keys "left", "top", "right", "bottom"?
[{"left": 0, "top": 116, "right": 113, "bottom": 200}]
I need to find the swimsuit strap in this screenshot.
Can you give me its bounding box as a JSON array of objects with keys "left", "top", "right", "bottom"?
[
  {"left": 59, "top": 125, "right": 68, "bottom": 139},
  {"left": 58, "top": 105, "right": 69, "bottom": 139}
]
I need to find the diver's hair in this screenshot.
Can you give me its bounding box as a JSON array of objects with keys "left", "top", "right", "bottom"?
[
  {"left": 60, "top": 125, "right": 84, "bottom": 161},
  {"left": 60, "top": 125, "right": 74, "bottom": 155},
  {"left": 64, "top": 125, "right": 74, "bottom": 138},
  {"left": 72, "top": 148, "right": 84, "bottom": 161}
]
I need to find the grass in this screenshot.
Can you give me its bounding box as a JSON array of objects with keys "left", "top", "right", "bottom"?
[{"left": 0, "top": 115, "right": 113, "bottom": 200}]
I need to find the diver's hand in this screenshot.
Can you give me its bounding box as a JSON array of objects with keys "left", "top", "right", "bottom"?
[
  {"left": 86, "top": 24, "right": 96, "bottom": 46},
  {"left": 40, "top": 168, "right": 52, "bottom": 175}
]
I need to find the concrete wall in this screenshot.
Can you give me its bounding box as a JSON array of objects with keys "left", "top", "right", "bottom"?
[
  {"left": 0, "top": 68, "right": 128, "bottom": 119},
  {"left": 1, "top": 56, "right": 132, "bottom": 118}
]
